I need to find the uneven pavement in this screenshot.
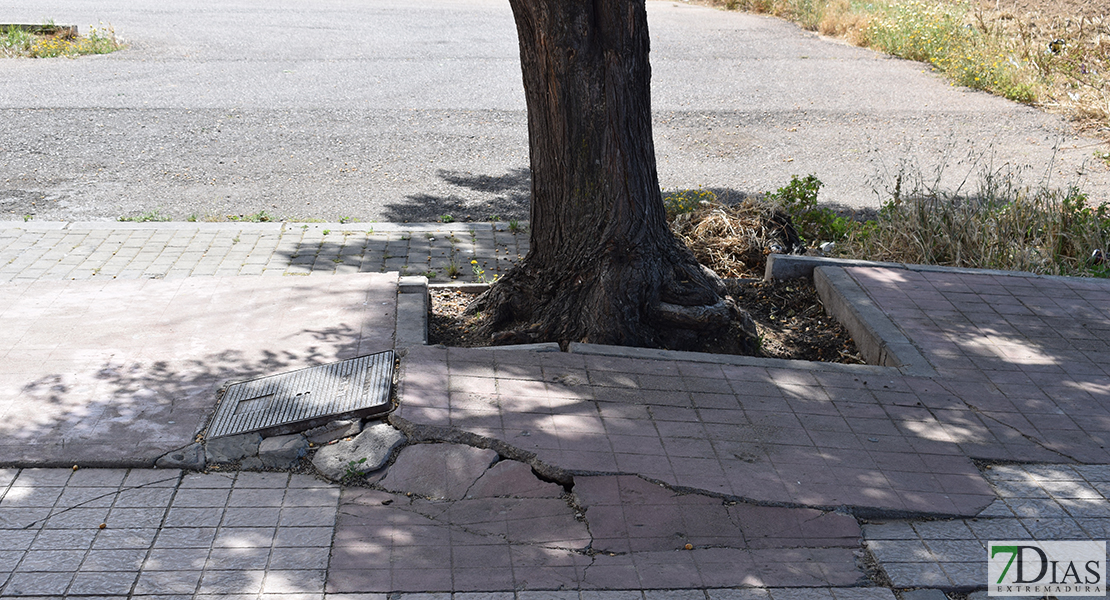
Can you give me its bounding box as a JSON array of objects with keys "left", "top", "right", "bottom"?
[{"left": 1, "top": 221, "right": 1109, "bottom": 599}]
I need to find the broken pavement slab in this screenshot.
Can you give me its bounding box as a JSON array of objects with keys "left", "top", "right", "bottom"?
[
  {"left": 330, "top": 458, "right": 866, "bottom": 593},
  {"left": 313, "top": 420, "right": 407, "bottom": 481},
  {"left": 379, "top": 442, "right": 499, "bottom": 500}
]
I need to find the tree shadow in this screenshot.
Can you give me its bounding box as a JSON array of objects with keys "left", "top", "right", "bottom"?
[
  {"left": 846, "top": 267, "right": 1110, "bottom": 464},
  {"left": 0, "top": 276, "right": 395, "bottom": 467},
  {"left": 384, "top": 168, "right": 532, "bottom": 223}
]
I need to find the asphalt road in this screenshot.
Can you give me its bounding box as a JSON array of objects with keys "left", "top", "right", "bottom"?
[{"left": 2, "top": 0, "right": 1107, "bottom": 222}]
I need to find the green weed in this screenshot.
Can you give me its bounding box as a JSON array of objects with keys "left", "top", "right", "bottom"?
[
  {"left": 1, "top": 22, "right": 124, "bottom": 59},
  {"left": 663, "top": 188, "right": 717, "bottom": 218},
  {"left": 766, "top": 174, "right": 853, "bottom": 243},
  {"left": 342, "top": 458, "right": 368, "bottom": 482},
  {"left": 118, "top": 210, "right": 171, "bottom": 222},
  {"left": 227, "top": 210, "right": 274, "bottom": 223}
]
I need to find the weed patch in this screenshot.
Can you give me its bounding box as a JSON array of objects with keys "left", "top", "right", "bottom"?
[
  {"left": 674, "top": 171, "right": 1109, "bottom": 279},
  {"left": 1, "top": 22, "right": 124, "bottom": 58}
]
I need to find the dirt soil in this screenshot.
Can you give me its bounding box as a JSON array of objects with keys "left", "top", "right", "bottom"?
[
  {"left": 976, "top": 0, "right": 1109, "bottom": 21},
  {"left": 428, "top": 278, "right": 865, "bottom": 365}
]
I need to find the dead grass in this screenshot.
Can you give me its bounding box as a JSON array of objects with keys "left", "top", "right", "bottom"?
[
  {"left": 698, "top": 0, "right": 1110, "bottom": 145},
  {"left": 670, "top": 200, "right": 773, "bottom": 278}
]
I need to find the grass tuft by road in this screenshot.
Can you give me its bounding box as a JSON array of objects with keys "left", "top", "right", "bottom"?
[{"left": 1, "top": 22, "right": 124, "bottom": 58}]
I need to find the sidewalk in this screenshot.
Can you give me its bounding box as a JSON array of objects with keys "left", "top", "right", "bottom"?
[{"left": 1, "top": 221, "right": 1109, "bottom": 599}]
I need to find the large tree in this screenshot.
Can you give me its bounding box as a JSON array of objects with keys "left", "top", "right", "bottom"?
[{"left": 473, "top": 0, "right": 740, "bottom": 349}]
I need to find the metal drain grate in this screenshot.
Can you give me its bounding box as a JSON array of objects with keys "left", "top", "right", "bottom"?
[{"left": 207, "top": 351, "right": 394, "bottom": 439}]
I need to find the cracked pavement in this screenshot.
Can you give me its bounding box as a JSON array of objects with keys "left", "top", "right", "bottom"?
[
  {"left": 330, "top": 443, "right": 863, "bottom": 593},
  {"left": 1, "top": 221, "right": 1110, "bottom": 598}
]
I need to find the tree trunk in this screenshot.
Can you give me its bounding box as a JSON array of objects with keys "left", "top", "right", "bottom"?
[{"left": 473, "top": 0, "right": 734, "bottom": 349}]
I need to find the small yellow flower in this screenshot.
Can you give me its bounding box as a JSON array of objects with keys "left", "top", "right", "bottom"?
[{"left": 471, "top": 259, "right": 478, "bottom": 265}]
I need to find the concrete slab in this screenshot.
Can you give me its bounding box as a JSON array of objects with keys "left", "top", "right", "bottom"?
[
  {"left": 0, "top": 273, "right": 397, "bottom": 467},
  {"left": 379, "top": 443, "right": 498, "bottom": 501}
]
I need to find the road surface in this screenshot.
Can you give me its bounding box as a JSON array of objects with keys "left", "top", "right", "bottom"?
[{"left": 1, "top": 0, "right": 1106, "bottom": 222}]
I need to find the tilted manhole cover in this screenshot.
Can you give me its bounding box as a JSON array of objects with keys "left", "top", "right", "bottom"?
[{"left": 207, "top": 351, "right": 395, "bottom": 439}]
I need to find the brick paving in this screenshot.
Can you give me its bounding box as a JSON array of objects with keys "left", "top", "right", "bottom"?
[
  {"left": 0, "top": 272, "right": 397, "bottom": 466},
  {"left": 0, "top": 468, "right": 337, "bottom": 597},
  {"left": 0, "top": 222, "right": 528, "bottom": 283},
  {"left": 2, "top": 221, "right": 1110, "bottom": 597},
  {"left": 865, "top": 463, "right": 1110, "bottom": 589},
  {"left": 396, "top": 346, "right": 996, "bottom": 516},
  {"left": 847, "top": 267, "right": 1110, "bottom": 464}
]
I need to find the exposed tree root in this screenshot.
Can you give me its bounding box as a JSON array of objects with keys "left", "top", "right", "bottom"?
[{"left": 469, "top": 233, "right": 757, "bottom": 353}]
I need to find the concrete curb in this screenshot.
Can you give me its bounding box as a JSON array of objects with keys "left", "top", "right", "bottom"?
[
  {"left": 396, "top": 276, "right": 429, "bottom": 347},
  {"left": 411, "top": 265, "right": 909, "bottom": 374},
  {"left": 765, "top": 254, "right": 898, "bottom": 281},
  {"left": 567, "top": 341, "right": 889, "bottom": 374},
  {"left": 429, "top": 282, "right": 491, "bottom": 294},
  {"left": 765, "top": 252, "right": 1088, "bottom": 284},
  {"left": 814, "top": 266, "right": 935, "bottom": 377}
]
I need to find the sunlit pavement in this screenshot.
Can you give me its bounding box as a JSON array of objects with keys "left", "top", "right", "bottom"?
[{"left": 1, "top": 221, "right": 1109, "bottom": 598}]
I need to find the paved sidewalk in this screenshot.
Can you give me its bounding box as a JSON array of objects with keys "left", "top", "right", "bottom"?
[
  {"left": 0, "top": 468, "right": 337, "bottom": 597},
  {"left": 0, "top": 222, "right": 528, "bottom": 283},
  {"left": 2, "top": 221, "right": 1110, "bottom": 599}
]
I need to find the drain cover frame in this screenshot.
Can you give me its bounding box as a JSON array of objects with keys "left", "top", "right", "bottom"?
[{"left": 207, "top": 351, "right": 395, "bottom": 440}]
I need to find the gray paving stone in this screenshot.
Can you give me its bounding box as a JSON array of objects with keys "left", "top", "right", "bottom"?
[
  {"left": 304, "top": 419, "right": 362, "bottom": 445},
  {"left": 938, "top": 560, "right": 984, "bottom": 587},
  {"left": 866, "top": 540, "right": 933, "bottom": 562},
  {"left": 133, "top": 569, "right": 204, "bottom": 594},
  {"left": 912, "top": 520, "right": 976, "bottom": 540},
  {"left": 466, "top": 460, "right": 563, "bottom": 499},
  {"left": 517, "top": 592, "right": 581, "bottom": 600},
  {"left": 155, "top": 439, "right": 207, "bottom": 472},
  {"left": 258, "top": 434, "right": 310, "bottom": 469},
  {"left": 861, "top": 522, "right": 917, "bottom": 540},
  {"left": 67, "top": 569, "right": 140, "bottom": 595},
  {"left": 272, "top": 526, "right": 333, "bottom": 547},
  {"left": 261, "top": 568, "right": 326, "bottom": 593},
  {"left": 880, "top": 561, "right": 949, "bottom": 588},
  {"left": 2, "top": 570, "right": 74, "bottom": 595},
  {"left": 312, "top": 421, "right": 407, "bottom": 482},
  {"left": 205, "top": 546, "right": 270, "bottom": 571}
]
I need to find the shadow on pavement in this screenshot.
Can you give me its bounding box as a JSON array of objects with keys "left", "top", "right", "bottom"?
[
  {"left": 386, "top": 168, "right": 532, "bottom": 223},
  {"left": 0, "top": 276, "right": 396, "bottom": 467}
]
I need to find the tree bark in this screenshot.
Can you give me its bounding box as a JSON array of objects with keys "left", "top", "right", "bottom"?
[{"left": 473, "top": 0, "right": 733, "bottom": 349}]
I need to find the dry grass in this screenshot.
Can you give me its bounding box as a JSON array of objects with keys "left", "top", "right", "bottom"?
[
  {"left": 669, "top": 166, "right": 1110, "bottom": 279},
  {"left": 699, "top": 0, "right": 1110, "bottom": 145},
  {"left": 838, "top": 166, "right": 1110, "bottom": 276},
  {"left": 671, "top": 200, "right": 773, "bottom": 278}
]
